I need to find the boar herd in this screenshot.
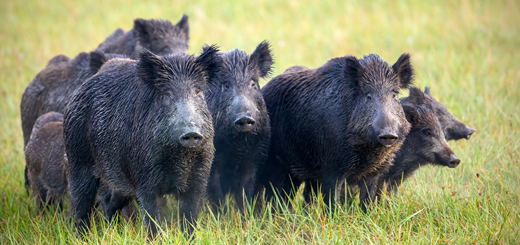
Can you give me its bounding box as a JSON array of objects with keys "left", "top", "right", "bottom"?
[{"left": 20, "top": 14, "right": 475, "bottom": 238}]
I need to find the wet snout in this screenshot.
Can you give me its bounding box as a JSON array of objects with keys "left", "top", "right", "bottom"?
[
  {"left": 377, "top": 132, "right": 399, "bottom": 146},
  {"left": 179, "top": 131, "right": 203, "bottom": 148},
  {"left": 447, "top": 154, "right": 460, "bottom": 168},
  {"left": 234, "top": 116, "right": 256, "bottom": 132},
  {"left": 175, "top": 99, "right": 206, "bottom": 148},
  {"left": 230, "top": 94, "right": 259, "bottom": 133},
  {"left": 465, "top": 126, "right": 476, "bottom": 140},
  {"left": 373, "top": 105, "right": 401, "bottom": 147}
]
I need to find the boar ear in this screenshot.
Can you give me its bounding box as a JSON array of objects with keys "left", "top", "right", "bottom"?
[
  {"left": 250, "top": 40, "right": 274, "bottom": 79},
  {"left": 424, "top": 86, "right": 431, "bottom": 95},
  {"left": 137, "top": 49, "right": 165, "bottom": 85},
  {"left": 89, "top": 51, "right": 108, "bottom": 74},
  {"left": 134, "top": 19, "right": 151, "bottom": 44},
  {"left": 196, "top": 44, "right": 222, "bottom": 83},
  {"left": 407, "top": 87, "right": 427, "bottom": 105},
  {"left": 344, "top": 56, "right": 364, "bottom": 88},
  {"left": 176, "top": 14, "right": 189, "bottom": 38},
  {"left": 402, "top": 104, "right": 419, "bottom": 124},
  {"left": 392, "top": 53, "right": 414, "bottom": 89}
]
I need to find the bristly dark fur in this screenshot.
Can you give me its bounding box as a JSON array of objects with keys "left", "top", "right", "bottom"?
[
  {"left": 137, "top": 45, "right": 221, "bottom": 93},
  {"left": 96, "top": 15, "right": 190, "bottom": 58},
  {"left": 401, "top": 86, "right": 475, "bottom": 141},
  {"left": 392, "top": 53, "right": 414, "bottom": 89},
  {"left": 63, "top": 45, "right": 222, "bottom": 239},
  {"left": 25, "top": 112, "right": 68, "bottom": 213},
  {"left": 20, "top": 52, "right": 127, "bottom": 195},
  {"left": 204, "top": 41, "right": 273, "bottom": 211},
  {"left": 258, "top": 53, "right": 413, "bottom": 212}
]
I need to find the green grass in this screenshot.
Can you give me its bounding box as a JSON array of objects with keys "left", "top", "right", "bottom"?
[{"left": 1, "top": 0, "right": 519, "bottom": 243}]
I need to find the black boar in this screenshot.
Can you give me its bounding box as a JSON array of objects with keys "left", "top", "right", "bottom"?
[
  {"left": 24, "top": 112, "right": 68, "bottom": 211},
  {"left": 401, "top": 86, "right": 475, "bottom": 141},
  {"left": 95, "top": 15, "right": 189, "bottom": 58},
  {"left": 63, "top": 46, "right": 221, "bottom": 238},
  {"left": 20, "top": 51, "right": 126, "bottom": 195},
  {"left": 205, "top": 41, "right": 273, "bottom": 211},
  {"left": 259, "top": 53, "right": 413, "bottom": 209}
]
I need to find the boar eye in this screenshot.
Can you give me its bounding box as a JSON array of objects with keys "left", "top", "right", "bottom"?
[
  {"left": 166, "top": 93, "right": 171, "bottom": 97},
  {"left": 251, "top": 82, "right": 257, "bottom": 89},
  {"left": 195, "top": 89, "right": 201, "bottom": 96},
  {"left": 225, "top": 85, "right": 229, "bottom": 89},
  {"left": 422, "top": 129, "right": 432, "bottom": 137},
  {"left": 393, "top": 93, "right": 397, "bottom": 99},
  {"left": 367, "top": 95, "right": 372, "bottom": 100}
]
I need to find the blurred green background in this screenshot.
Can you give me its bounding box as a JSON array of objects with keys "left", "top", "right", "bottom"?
[{"left": 1, "top": 0, "right": 519, "bottom": 243}]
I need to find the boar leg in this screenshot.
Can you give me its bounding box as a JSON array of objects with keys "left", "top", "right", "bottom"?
[
  {"left": 69, "top": 167, "right": 99, "bottom": 235},
  {"left": 179, "top": 184, "right": 205, "bottom": 236},
  {"left": 25, "top": 167, "right": 30, "bottom": 196},
  {"left": 236, "top": 164, "right": 256, "bottom": 212},
  {"left": 105, "top": 191, "right": 132, "bottom": 221},
  {"left": 321, "top": 173, "right": 345, "bottom": 211},
  {"left": 303, "top": 180, "right": 319, "bottom": 204},
  {"left": 36, "top": 186, "right": 48, "bottom": 212},
  {"left": 179, "top": 156, "right": 211, "bottom": 236},
  {"left": 359, "top": 173, "right": 384, "bottom": 213},
  {"left": 207, "top": 168, "right": 226, "bottom": 210},
  {"left": 137, "top": 188, "right": 160, "bottom": 239}
]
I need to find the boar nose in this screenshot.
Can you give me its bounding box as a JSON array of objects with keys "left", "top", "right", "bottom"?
[
  {"left": 234, "top": 116, "right": 256, "bottom": 132},
  {"left": 448, "top": 154, "right": 460, "bottom": 168},
  {"left": 377, "top": 132, "right": 399, "bottom": 146},
  {"left": 466, "top": 127, "right": 476, "bottom": 140},
  {"left": 179, "top": 132, "right": 203, "bottom": 148}
]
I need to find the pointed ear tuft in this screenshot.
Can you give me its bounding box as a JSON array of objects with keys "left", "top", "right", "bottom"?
[
  {"left": 344, "top": 56, "right": 363, "bottom": 88},
  {"left": 250, "top": 40, "right": 274, "bottom": 78},
  {"left": 136, "top": 49, "right": 164, "bottom": 85},
  {"left": 196, "top": 44, "right": 223, "bottom": 82},
  {"left": 406, "top": 87, "right": 427, "bottom": 105},
  {"left": 133, "top": 19, "right": 150, "bottom": 43},
  {"left": 176, "top": 14, "right": 189, "bottom": 38},
  {"left": 392, "top": 53, "right": 414, "bottom": 89},
  {"left": 424, "top": 86, "right": 431, "bottom": 95},
  {"left": 89, "top": 51, "right": 108, "bottom": 74}
]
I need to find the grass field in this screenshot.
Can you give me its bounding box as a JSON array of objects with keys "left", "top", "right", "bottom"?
[{"left": 1, "top": 0, "right": 519, "bottom": 244}]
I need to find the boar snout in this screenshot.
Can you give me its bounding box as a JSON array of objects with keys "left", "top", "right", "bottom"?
[
  {"left": 377, "top": 132, "right": 399, "bottom": 146},
  {"left": 179, "top": 131, "right": 204, "bottom": 148},
  {"left": 447, "top": 154, "right": 460, "bottom": 168},
  {"left": 466, "top": 126, "right": 476, "bottom": 140},
  {"left": 234, "top": 116, "right": 256, "bottom": 132}
]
